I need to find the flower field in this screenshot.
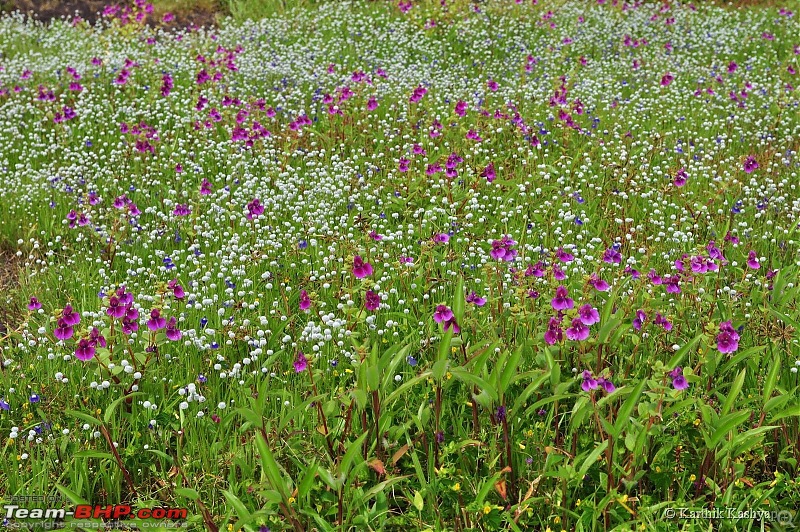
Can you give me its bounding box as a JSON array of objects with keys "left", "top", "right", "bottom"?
[{"left": 0, "top": 0, "right": 799, "bottom": 529}]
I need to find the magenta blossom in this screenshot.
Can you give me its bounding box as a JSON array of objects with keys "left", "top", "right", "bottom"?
[
  {"left": 74, "top": 338, "right": 96, "bottom": 361},
  {"left": 294, "top": 352, "right": 308, "bottom": 373},
  {"left": 27, "top": 297, "right": 42, "bottom": 310},
  {"left": 577, "top": 304, "right": 600, "bottom": 326},
  {"left": 147, "top": 309, "right": 167, "bottom": 331},
  {"left": 743, "top": 156, "right": 759, "bottom": 173},
  {"left": 433, "top": 305, "right": 454, "bottom": 324},
  {"left": 299, "top": 290, "right": 311, "bottom": 311},
  {"left": 165, "top": 317, "right": 182, "bottom": 341},
  {"left": 544, "top": 316, "right": 563, "bottom": 345},
  {"left": 674, "top": 167, "right": 687, "bottom": 187},
  {"left": 669, "top": 367, "right": 688, "bottom": 390},
  {"left": 167, "top": 279, "right": 185, "bottom": 299},
  {"left": 466, "top": 291, "right": 486, "bottom": 307},
  {"left": 746, "top": 250, "right": 760, "bottom": 270},
  {"left": 716, "top": 321, "right": 740, "bottom": 354},
  {"left": 566, "top": 318, "right": 590, "bottom": 341},
  {"left": 550, "top": 285, "right": 574, "bottom": 311},
  {"left": 433, "top": 233, "right": 449, "bottom": 244},
  {"left": 352, "top": 256, "right": 373, "bottom": 279},
  {"left": 61, "top": 305, "right": 81, "bottom": 326},
  {"left": 365, "top": 290, "right": 380, "bottom": 311},
  {"left": 581, "top": 370, "right": 598, "bottom": 391},
  {"left": 246, "top": 198, "right": 264, "bottom": 220},
  {"left": 54, "top": 318, "right": 74, "bottom": 341},
  {"left": 588, "top": 274, "right": 610, "bottom": 292}
]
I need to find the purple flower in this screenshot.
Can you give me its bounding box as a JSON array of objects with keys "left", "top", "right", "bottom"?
[
  {"left": 74, "top": 338, "right": 96, "bottom": 361},
  {"left": 490, "top": 235, "right": 518, "bottom": 262},
  {"left": 743, "top": 156, "right": 759, "bottom": 173},
  {"left": 661, "top": 72, "right": 674, "bottom": 86},
  {"left": 443, "top": 317, "right": 460, "bottom": 334},
  {"left": 466, "top": 291, "right": 486, "bottom": 307},
  {"left": 669, "top": 367, "right": 689, "bottom": 390},
  {"left": 0, "top": 398, "right": 9, "bottom": 410},
  {"left": 588, "top": 274, "right": 610, "bottom": 292},
  {"left": 433, "top": 305, "right": 454, "bottom": 324},
  {"left": 433, "top": 233, "right": 450, "bottom": 244},
  {"left": 106, "top": 296, "right": 128, "bottom": 319},
  {"left": 632, "top": 310, "right": 647, "bottom": 330},
  {"left": 299, "top": 289, "right": 311, "bottom": 311},
  {"left": 173, "top": 204, "right": 191, "bottom": 217},
  {"left": 674, "top": 167, "right": 687, "bottom": 187},
  {"left": 577, "top": 304, "right": 600, "bottom": 326},
  {"left": 165, "top": 317, "right": 182, "bottom": 341},
  {"left": 566, "top": 318, "right": 590, "bottom": 341},
  {"left": 27, "top": 297, "right": 42, "bottom": 310},
  {"left": 603, "top": 247, "right": 622, "bottom": 264},
  {"left": 398, "top": 158, "right": 410, "bottom": 172},
  {"left": 550, "top": 285, "right": 574, "bottom": 311},
  {"left": 61, "top": 305, "right": 81, "bottom": 326},
  {"left": 147, "top": 309, "right": 167, "bottom": 331},
  {"left": 167, "top": 279, "right": 185, "bottom": 299},
  {"left": 654, "top": 313, "right": 673, "bottom": 331},
  {"left": 487, "top": 79, "right": 499, "bottom": 91},
  {"left": 54, "top": 318, "right": 74, "bottom": 340},
  {"left": 746, "top": 250, "right": 760, "bottom": 270},
  {"left": 556, "top": 248, "right": 575, "bottom": 263},
  {"left": 200, "top": 178, "right": 212, "bottom": 195},
  {"left": 480, "top": 163, "right": 496, "bottom": 183},
  {"left": 581, "top": 370, "right": 598, "bottom": 391},
  {"left": 365, "top": 290, "right": 380, "bottom": 311},
  {"left": 294, "top": 352, "right": 308, "bottom": 373},
  {"left": 544, "top": 317, "right": 563, "bottom": 345},
  {"left": 716, "top": 321, "right": 740, "bottom": 354},
  {"left": 352, "top": 256, "right": 373, "bottom": 279},
  {"left": 246, "top": 198, "right": 264, "bottom": 220},
  {"left": 597, "top": 377, "right": 616, "bottom": 393}
]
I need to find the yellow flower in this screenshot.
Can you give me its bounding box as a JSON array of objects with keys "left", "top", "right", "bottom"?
[
  {"left": 576, "top": 499, "right": 582, "bottom": 507},
  {"left": 689, "top": 474, "right": 696, "bottom": 482},
  {"left": 483, "top": 504, "right": 492, "bottom": 515},
  {"left": 554, "top": 516, "right": 561, "bottom": 524},
  {"left": 452, "top": 483, "right": 460, "bottom": 492},
  {"left": 693, "top": 418, "right": 701, "bottom": 426},
  {"left": 288, "top": 497, "right": 296, "bottom": 504},
  {"left": 656, "top": 466, "right": 662, "bottom": 473}
]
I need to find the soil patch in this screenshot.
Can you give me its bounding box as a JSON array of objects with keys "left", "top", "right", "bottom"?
[{"left": 6, "top": 0, "right": 222, "bottom": 29}]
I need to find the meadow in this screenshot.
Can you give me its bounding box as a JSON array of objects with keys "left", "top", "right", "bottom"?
[{"left": 0, "top": 0, "right": 799, "bottom": 530}]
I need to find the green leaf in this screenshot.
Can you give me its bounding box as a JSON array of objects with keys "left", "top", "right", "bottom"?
[
  {"left": 667, "top": 332, "right": 704, "bottom": 369},
  {"left": 298, "top": 461, "right": 318, "bottom": 499},
  {"left": 66, "top": 410, "right": 103, "bottom": 427},
  {"left": 104, "top": 392, "right": 143, "bottom": 424},
  {"left": 412, "top": 490, "right": 424, "bottom": 512},
  {"left": 175, "top": 487, "right": 199, "bottom": 500},
  {"left": 432, "top": 358, "right": 449, "bottom": 381},
  {"left": 577, "top": 440, "right": 608, "bottom": 478},
  {"left": 721, "top": 368, "right": 746, "bottom": 416},
  {"left": 56, "top": 484, "right": 89, "bottom": 505},
  {"left": 612, "top": 379, "right": 647, "bottom": 438},
  {"left": 708, "top": 411, "right": 750, "bottom": 448},
  {"left": 255, "top": 432, "right": 288, "bottom": 500},
  {"left": 223, "top": 490, "right": 252, "bottom": 522},
  {"left": 762, "top": 352, "right": 780, "bottom": 404},
  {"left": 453, "top": 275, "right": 465, "bottom": 322}
]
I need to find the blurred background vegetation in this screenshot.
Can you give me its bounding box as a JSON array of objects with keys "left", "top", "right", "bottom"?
[{"left": 2, "top": 0, "right": 798, "bottom": 28}]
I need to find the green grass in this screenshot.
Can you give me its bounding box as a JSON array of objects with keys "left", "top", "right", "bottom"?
[{"left": 0, "top": 0, "right": 799, "bottom": 530}]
